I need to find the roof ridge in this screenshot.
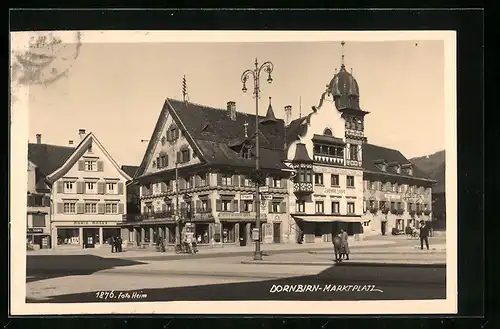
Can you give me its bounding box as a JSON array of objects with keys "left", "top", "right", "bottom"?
[{"left": 28, "top": 143, "right": 75, "bottom": 149}]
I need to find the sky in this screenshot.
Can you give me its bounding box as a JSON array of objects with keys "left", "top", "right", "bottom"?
[{"left": 27, "top": 39, "right": 445, "bottom": 166}]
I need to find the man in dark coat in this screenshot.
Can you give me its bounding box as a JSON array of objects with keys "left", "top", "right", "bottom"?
[
  {"left": 332, "top": 232, "right": 343, "bottom": 262},
  {"left": 419, "top": 220, "right": 430, "bottom": 250},
  {"left": 116, "top": 236, "right": 123, "bottom": 252},
  {"left": 340, "top": 228, "right": 350, "bottom": 260},
  {"left": 110, "top": 236, "right": 116, "bottom": 253}
]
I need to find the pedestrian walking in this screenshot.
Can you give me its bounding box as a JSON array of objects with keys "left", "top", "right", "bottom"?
[
  {"left": 117, "top": 236, "right": 123, "bottom": 252},
  {"left": 419, "top": 220, "right": 430, "bottom": 250},
  {"left": 341, "top": 228, "right": 350, "bottom": 260},
  {"left": 110, "top": 236, "right": 116, "bottom": 253},
  {"left": 332, "top": 232, "right": 343, "bottom": 262}
]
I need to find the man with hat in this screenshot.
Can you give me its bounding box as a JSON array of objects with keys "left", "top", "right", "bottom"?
[{"left": 419, "top": 220, "right": 430, "bottom": 250}]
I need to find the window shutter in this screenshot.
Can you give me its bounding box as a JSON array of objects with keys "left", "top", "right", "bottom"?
[
  {"left": 98, "top": 203, "right": 105, "bottom": 214},
  {"left": 96, "top": 161, "right": 104, "bottom": 172},
  {"left": 232, "top": 200, "right": 238, "bottom": 212},
  {"left": 196, "top": 200, "right": 201, "bottom": 211},
  {"left": 216, "top": 200, "right": 222, "bottom": 211},
  {"left": 156, "top": 157, "right": 161, "bottom": 169},
  {"left": 281, "top": 178, "right": 288, "bottom": 188},
  {"left": 240, "top": 175, "right": 245, "bottom": 186},
  {"left": 268, "top": 201, "right": 272, "bottom": 211},
  {"left": 240, "top": 200, "right": 245, "bottom": 211},
  {"left": 117, "top": 182, "right": 124, "bottom": 195},
  {"left": 280, "top": 201, "right": 286, "bottom": 213},
  {"left": 217, "top": 173, "right": 222, "bottom": 186},
  {"left": 77, "top": 203, "right": 84, "bottom": 214},
  {"left": 77, "top": 182, "right": 84, "bottom": 194},
  {"left": 118, "top": 203, "right": 124, "bottom": 214},
  {"left": 176, "top": 151, "right": 181, "bottom": 164},
  {"left": 267, "top": 177, "right": 272, "bottom": 186},
  {"left": 56, "top": 181, "right": 64, "bottom": 193},
  {"left": 179, "top": 179, "right": 186, "bottom": 190},
  {"left": 57, "top": 203, "right": 64, "bottom": 214},
  {"left": 42, "top": 195, "right": 50, "bottom": 206},
  {"left": 143, "top": 206, "right": 147, "bottom": 214},
  {"left": 78, "top": 160, "right": 85, "bottom": 171},
  {"left": 27, "top": 195, "right": 33, "bottom": 207},
  {"left": 232, "top": 175, "right": 239, "bottom": 186},
  {"left": 97, "top": 182, "right": 105, "bottom": 194},
  {"left": 207, "top": 198, "right": 212, "bottom": 210}
]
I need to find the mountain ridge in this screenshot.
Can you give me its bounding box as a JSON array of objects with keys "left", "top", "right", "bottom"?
[{"left": 410, "top": 150, "right": 445, "bottom": 193}]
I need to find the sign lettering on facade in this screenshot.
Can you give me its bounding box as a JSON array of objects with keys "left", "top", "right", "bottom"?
[
  {"left": 325, "top": 188, "right": 346, "bottom": 194},
  {"left": 262, "top": 194, "right": 273, "bottom": 200},
  {"left": 241, "top": 194, "right": 254, "bottom": 200},
  {"left": 27, "top": 228, "right": 43, "bottom": 234},
  {"left": 73, "top": 221, "right": 109, "bottom": 225},
  {"left": 259, "top": 186, "right": 269, "bottom": 193},
  {"left": 384, "top": 194, "right": 402, "bottom": 200}
]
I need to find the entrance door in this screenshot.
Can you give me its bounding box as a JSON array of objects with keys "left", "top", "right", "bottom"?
[
  {"left": 273, "top": 223, "right": 281, "bottom": 243},
  {"left": 83, "top": 228, "right": 97, "bottom": 248},
  {"left": 238, "top": 223, "right": 246, "bottom": 246}
]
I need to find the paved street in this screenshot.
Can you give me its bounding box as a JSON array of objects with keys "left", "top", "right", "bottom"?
[{"left": 26, "top": 235, "right": 447, "bottom": 303}]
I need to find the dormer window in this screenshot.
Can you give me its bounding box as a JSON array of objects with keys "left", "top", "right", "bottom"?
[
  {"left": 323, "top": 128, "right": 333, "bottom": 136},
  {"left": 240, "top": 145, "right": 252, "bottom": 159},
  {"left": 166, "top": 125, "right": 180, "bottom": 142}
]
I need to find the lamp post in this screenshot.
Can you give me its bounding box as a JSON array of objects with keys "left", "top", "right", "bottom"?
[{"left": 241, "top": 58, "right": 274, "bottom": 261}]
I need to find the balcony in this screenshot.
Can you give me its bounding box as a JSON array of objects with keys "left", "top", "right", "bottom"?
[
  {"left": 313, "top": 154, "right": 344, "bottom": 166},
  {"left": 180, "top": 208, "right": 215, "bottom": 221},
  {"left": 293, "top": 182, "right": 313, "bottom": 195},
  {"left": 217, "top": 211, "right": 267, "bottom": 221}
]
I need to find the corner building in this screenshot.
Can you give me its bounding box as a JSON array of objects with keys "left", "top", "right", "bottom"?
[
  {"left": 124, "top": 98, "right": 292, "bottom": 248},
  {"left": 285, "top": 62, "right": 367, "bottom": 243}
]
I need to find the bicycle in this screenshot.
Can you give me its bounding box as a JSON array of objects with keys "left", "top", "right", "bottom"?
[{"left": 407, "top": 231, "right": 420, "bottom": 239}]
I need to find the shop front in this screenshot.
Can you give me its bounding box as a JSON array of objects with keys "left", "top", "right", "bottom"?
[
  {"left": 292, "top": 215, "right": 363, "bottom": 243},
  {"left": 218, "top": 211, "right": 268, "bottom": 246},
  {"left": 27, "top": 228, "right": 51, "bottom": 250},
  {"left": 53, "top": 221, "right": 123, "bottom": 249}
]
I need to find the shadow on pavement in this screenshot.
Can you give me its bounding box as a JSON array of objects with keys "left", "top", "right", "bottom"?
[
  {"left": 26, "top": 255, "right": 147, "bottom": 283},
  {"left": 29, "top": 264, "right": 446, "bottom": 303}
]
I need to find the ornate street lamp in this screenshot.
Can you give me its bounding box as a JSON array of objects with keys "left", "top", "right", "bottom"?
[{"left": 241, "top": 58, "right": 274, "bottom": 261}]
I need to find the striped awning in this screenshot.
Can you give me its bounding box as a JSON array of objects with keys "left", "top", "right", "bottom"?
[{"left": 292, "top": 215, "right": 362, "bottom": 223}]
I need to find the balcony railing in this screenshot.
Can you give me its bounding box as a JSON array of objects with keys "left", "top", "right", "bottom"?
[
  {"left": 217, "top": 211, "right": 267, "bottom": 221},
  {"left": 293, "top": 182, "right": 314, "bottom": 194}
]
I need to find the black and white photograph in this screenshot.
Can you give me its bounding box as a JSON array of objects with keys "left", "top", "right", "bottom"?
[{"left": 10, "top": 30, "right": 457, "bottom": 315}]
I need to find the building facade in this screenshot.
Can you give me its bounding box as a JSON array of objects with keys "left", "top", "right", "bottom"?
[
  {"left": 285, "top": 61, "right": 367, "bottom": 243},
  {"left": 41, "top": 130, "right": 131, "bottom": 249},
  {"left": 26, "top": 160, "right": 52, "bottom": 249},
  {"left": 361, "top": 144, "right": 435, "bottom": 235},
  {"left": 123, "top": 98, "right": 293, "bottom": 248}
]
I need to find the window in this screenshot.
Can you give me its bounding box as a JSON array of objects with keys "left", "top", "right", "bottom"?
[
  {"left": 331, "top": 201, "right": 340, "bottom": 214},
  {"left": 32, "top": 214, "right": 46, "bottom": 227},
  {"left": 64, "top": 202, "right": 76, "bottom": 214},
  {"left": 85, "top": 160, "right": 97, "bottom": 171},
  {"left": 199, "top": 174, "right": 207, "bottom": 186},
  {"left": 296, "top": 200, "right": 305, "bottom": 213},
  {"left": 185, "top": 176, "right": 192, "bottom": 189},
  {"left": 315, "top": 201, "right": 324, "bottom": 214},
  {"left": 369, "top": 181, "right": 377, "bottom": 190},
  {"left": 323, "top": 128, "right": 333, "bottom": 136},
  {"left": 363, "top": 221, "right": 370, "bottom": 227},
  {"left": 349, "top": 144, "right": 358, "bottom": 161},
  {"left": 158, "top": 155, "right": 168, "bottom": 168},
  {"left": 221, "top": 200, "right": 232, "bottom": 211},
  {"left": 221, "top": 174, "right": 232, "bottom": 186},
  {"left": 106, "top": 183, "right": 116, "bottom": 194},
  {"left": 181, "top": 149, "right": 190, "bottom": 163},
  {"left": 392, "top": 183, "right": 398, "bottom": 192},
  {"left": 272, "top": 177, "right": 281, "bottom": 188},
  {"left": 85, "top": 202, "right": 97, "bottom": 214},
  {"left": 314, "top": 173, "right": 324, "bottom": 185},
  {"left": 242, "top": 200, "right": 253, "bottom": 212},
  {"left": 86, "top": 182, "right": 96, "bottom": 194},
  {"left": 347, "top": 202, "right": 355, "bottom": 214},
  {"left": 331, "top": 174, "right": 340, "bottom": 187},
  {"left": 390, "top": 201, "right": 396, "bottom": 210},
  {"left": 346, "top": 176, "right": 355, "bottom": 187},
  {"left": 105, "top": 203, "right": 118, "bottom": 214},
  {"left": 243, "top": 177, "right": 253, "bottom": 187},
  {"left": 167, "top": 127, "right": 179, "bottom": 141},
  {"left": 64, "top": 182, "right": 75, "bottom": 193},
  {"left": 271, "top": 202, "right": 280, "bottom": 213}
]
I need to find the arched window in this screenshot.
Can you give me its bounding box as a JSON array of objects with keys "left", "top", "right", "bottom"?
[{"left": 323, "top": 128, "right": 333, "bottom": 136}]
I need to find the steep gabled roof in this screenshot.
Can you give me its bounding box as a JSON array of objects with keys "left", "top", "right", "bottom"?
[
  {"left": 121, "top": 165, "right": 140, "bottom": 180},
  {"left": 362, "top": 143, "right": 433, "bottom": 181},
  {"left": 46, "top": 133, "right": 131, "bottom": 183},
  {"left": 28, "top": 143, "right": 75, "bottom": 178},
  {"left": 165, "top": 98, "right": 287, "bottom": 171}
]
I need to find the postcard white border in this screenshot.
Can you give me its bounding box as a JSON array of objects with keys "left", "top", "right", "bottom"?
[{"left": 10, "top": 30, "right": 457, "bottom": 315}]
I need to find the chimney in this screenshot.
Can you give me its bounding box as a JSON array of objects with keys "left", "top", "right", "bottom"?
[
  {"left": 78, "top": 129, "right": 86, "bottom": 140},
  {"left": 36, "top": 134, "right": 42, "bottom": 144},
  {"left": 284, "top": 105, "right": 292, "bottom": 125},
  {"left": 227, "top": 101, "right": 236, "bottom": 121},
  {"left": 69, "top": 140, "right": 74, "bottom": 146}
]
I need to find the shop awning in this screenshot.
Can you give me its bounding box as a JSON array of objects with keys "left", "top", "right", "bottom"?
[{"left": 292, "top": 215, "right": 362, "bottom": 223}]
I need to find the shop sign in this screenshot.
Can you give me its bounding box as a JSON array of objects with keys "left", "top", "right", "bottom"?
[
  {"left": 384, "top": 194, "right": 402, "bottom": 200},
  {"left": 325, "top": 188, "right": 346, "bottom": 194},
  {"left": 27, "top": 228, "right": 43, "bottom": 234},
  {"left": 241, "top": 194, "right": 254, "bottom": 200},
  {"left": 74, "top": 221, "right": 109, "bottom": 225}
]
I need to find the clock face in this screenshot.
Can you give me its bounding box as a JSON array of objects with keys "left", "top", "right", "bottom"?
[{"left": 12, "top": 31, "right": 82, "bottom": 87}]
